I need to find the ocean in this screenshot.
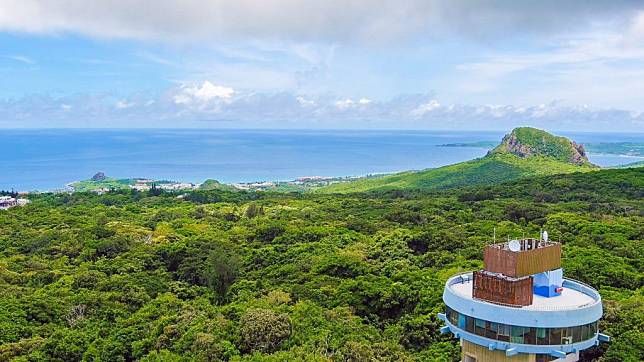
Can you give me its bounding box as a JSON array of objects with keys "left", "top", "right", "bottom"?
[{"left": 1, "top": 129, "right": 643, "bottom": 191}]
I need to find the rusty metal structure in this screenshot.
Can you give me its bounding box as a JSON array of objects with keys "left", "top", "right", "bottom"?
[
  {"left": 483, "top": 239, "right": 561, "bottom": 278},
  {"left": 473, "top": 271, "right": 533, "bottom": 307}
]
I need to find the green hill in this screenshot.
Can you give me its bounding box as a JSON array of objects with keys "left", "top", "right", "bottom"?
[
  {"left": 316, "top": 127, "right": 598, "bottom": 193},
  {"left": 488, "top": 127, "right": 592, "bottom": 165},
  {"left": 69, "top": 177, "right": 134, "bottom": 192},
  {"left": 198, "top": 179, "right": 239, "bottom": 192}
]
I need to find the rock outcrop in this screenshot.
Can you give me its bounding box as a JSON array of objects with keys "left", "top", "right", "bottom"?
[
  {"left": 490, "top": 127, "right": 591, "bottom": 166},
  {"left": 91, "top": 172, "right": 107, "bottom": 182}
]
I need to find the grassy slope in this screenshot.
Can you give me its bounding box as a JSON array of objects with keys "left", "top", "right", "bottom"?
[
  {"left": 316, "top": 153, "right": 597, "bottom": 194},
  {"left": 489, "top": 127, "right": 589, "bottom": 164},
  {"left": 70, "top": 178, "right": 135, "bottom": 192},
  {"left": 198, "top": 179, "right": 238, "bottom": 192},
  {"left": 316, "top": 127, "right": 598, "bottom": 194}
]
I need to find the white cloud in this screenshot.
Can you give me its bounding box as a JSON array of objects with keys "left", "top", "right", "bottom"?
[
  {"left": 6, "top": 55, "right": 35, "bottom": 64},
  {"left": 2, "top": 86, "right": 642, "bottom": 131},
  {"left": 296, "top": 96, "right": 316, "bottom": 107},
  {"left": 173, "top": 81, "right": 235, "bottom": 108},
  {"left": 0, "top": 1, "right": 641, "bottom": 44},
  {"left": 335, "top": 98, "right": 372, "bottom": 109},
  {"left": 335, "top": 98, "right": 355, "bottom": 109},
  {"left": 411, "top": 99, "right": 441, "bottom": 117},
  {"left": 115, "top": 100, "right": 135, "bottom": 109},
  {"left": 452, "top": 22, "right": 644, "bottom": 109}
]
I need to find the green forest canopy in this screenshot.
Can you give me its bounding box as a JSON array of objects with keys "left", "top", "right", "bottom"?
[{"left": 0, "top": 168, "right": 642, "bottom": 361}]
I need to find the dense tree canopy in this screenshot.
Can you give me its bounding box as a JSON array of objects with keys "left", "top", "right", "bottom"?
[{"left": 0, "top": 168, "right": 642, "bottom": 361}]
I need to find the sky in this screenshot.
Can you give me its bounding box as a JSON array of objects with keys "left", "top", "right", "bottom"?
[{"left": 1, "top": 1, "right": 644, "bottom": 131}]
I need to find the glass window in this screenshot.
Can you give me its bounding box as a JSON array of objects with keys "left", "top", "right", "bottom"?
[
  {"left": 486, "top": 322, "right": 498, "bottom": 339},
  {"left": 458, "top": 314, "right": 466, "bottom": 329},
  {"left": 466, "top": 316, "right": 475, "bottom": 333},
  {"left": 581, "top": 324, "right": 592, "bottom": 341},
  {"left": 447, "top": 308, "right": 458, "bottom": 325},
  {"left": 524, "top": 327, "right": 536, "bottom": 345},
  {"left": 511, "top": 326, "right": 524, "bottom": 344},
  {"left": 549, "top": 328, "right": 562, "bottom": 346},
  {"left": 561, "top": 327, "right": 573, "bottom": 345},
  {"left": 474, "top": 318, "right": 486, "bottom": 336},
  {"left": 444, "top": 311, "right": 595, "bottom": 346},
  {"left": 536, "top": 327, "right": 548, "bottom": 345},
  {"left": 498, "top": 324, "right": 510, "bottom": 342},
  {"left": 572, "top": 325, "right": 582, "bottom": 342}
]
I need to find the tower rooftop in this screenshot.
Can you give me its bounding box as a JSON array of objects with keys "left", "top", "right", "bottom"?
[
  {"left": 443, "top": 272, "right": 603, "bottom": 328},
  {"left": 450, "top": 274, "right": 597, "bottom": 311}
]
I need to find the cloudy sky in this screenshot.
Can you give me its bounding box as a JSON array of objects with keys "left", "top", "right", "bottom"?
[{"left": 1, "top": 0, "right": 644, "bottom": 131}]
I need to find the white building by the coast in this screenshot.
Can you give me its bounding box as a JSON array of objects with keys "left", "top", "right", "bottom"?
[{"left": 0, "top": 196, "right": 30, "bottom": 210}]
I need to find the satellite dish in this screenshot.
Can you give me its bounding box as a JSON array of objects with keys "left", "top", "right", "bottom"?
[
  {"left": 542, "top": 230, "right": 549, "bottom": 242},
  {"left": 509, "top": 239, "right": 521, "bottom": 252}
]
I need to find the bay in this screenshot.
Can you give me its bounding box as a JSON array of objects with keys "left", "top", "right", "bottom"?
[{"left": 1, "top": 129, "right": 642, "bottom": 191}]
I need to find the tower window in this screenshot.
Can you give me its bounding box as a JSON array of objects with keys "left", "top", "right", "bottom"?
[
  {"left": 511, "top": 325, "right": 525, "bottom": 344},
  {"left": 536, "top": 327, "right": 548, "bottom": 345}
]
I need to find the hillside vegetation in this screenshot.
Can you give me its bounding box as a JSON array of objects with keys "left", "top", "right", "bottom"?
[
  {"left": 199, "top": 179, "right": 238, "bottom": 192},
  {"left": 489, "top": 127, "right": 591, "bottom": 165},
  {"left": 318, "top": 128, "right": 598, "bottom": 194},
  {"left": 69, "top": 177, "right": 134, "bottom": 192},
  {"left": 0, "top": 168, "right": 641, "bottom": 361}
]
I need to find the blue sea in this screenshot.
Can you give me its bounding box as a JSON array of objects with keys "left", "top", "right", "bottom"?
[{"left": 1, "top": 129, "right": 643, "bottom": 191}]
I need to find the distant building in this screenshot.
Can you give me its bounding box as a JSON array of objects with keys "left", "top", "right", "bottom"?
[
  {"left": 296, "top": 176, "right": 333, "bottom": 182},
  {"left": 91, "top": 187, "right": 112, "bottom": 195},
  {"left": 0, "top": 196, "right": 29, "bottom": 209},
  {"left": 0, "top": 196, "right": 17, "bottom": 209},
  {"left": 130, "top": 184, "right": 151, "bottom": 191},
  {"left": 158, "top": 182, "right": 196, "bottom": 191},
  {"left": 438, "top": 236, "right": 609, "bottom": 362}
]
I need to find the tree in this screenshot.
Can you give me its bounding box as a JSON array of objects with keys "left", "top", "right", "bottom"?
[
  {"left": 201, "top": 244, "right": 241, "bottom": 297},
  {"left": 245, "top": 203, "right": 259, "bottom": 218},
  {"left": 240, "top": 309, "right": 291, "bottom": 353}
]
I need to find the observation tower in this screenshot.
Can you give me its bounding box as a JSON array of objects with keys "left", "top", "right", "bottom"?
[{"left": 438, "top": 234, "right": 609, "bottom": 362}]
